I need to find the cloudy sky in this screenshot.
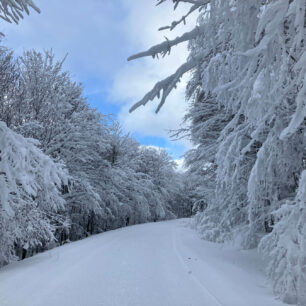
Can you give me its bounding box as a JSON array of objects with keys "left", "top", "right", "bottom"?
[{"left": 1, "top": 0, "right": 196, "bottom": 159}]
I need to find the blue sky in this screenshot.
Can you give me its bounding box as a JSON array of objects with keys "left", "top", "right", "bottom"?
[{"left": 0, "top": 0, "right": 195, "bottom": 159}]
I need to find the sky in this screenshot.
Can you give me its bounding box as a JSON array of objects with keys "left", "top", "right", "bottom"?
[{"left": 0, "top": 0, "right": 196, "bottom": 160}]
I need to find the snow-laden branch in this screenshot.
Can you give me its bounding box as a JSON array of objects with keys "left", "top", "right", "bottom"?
[
  {"left": 0, "top": 0, "right": 40, "bottom": 24},
  {"left": 129, "top": 51, "right": 208, "bottom": 113},
  {"left": 128, "top": 25, "right": 203, "bottom": 61}
]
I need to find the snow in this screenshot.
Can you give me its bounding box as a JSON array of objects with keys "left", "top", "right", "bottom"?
[{"left": 0, "top": 219, "right": 285, "bottom": 306}]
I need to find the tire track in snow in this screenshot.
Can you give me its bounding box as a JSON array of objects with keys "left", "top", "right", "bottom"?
[{"left": 171, "top": 227, "right": 225, "bottom": 306}]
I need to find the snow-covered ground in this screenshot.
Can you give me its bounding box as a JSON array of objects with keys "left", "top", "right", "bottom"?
[{"left": 0, "top": 219, "right": 285, "bottom": 306}]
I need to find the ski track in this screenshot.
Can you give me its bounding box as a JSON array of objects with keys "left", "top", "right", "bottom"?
[
  {"left": 171, "top": 228, "right": 224, "bottom": 306},
  {"left": 0, "top": 219, "right": 285, "bottom": 306}
]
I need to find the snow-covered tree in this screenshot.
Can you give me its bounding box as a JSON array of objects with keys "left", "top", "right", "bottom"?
[
  {"left": 129, "top": 0, "right": 306, "bottom": 303},
  {"left": 13, "top": 50, "right": 111, "bottom": 241},
  {"left": 0, "top": 47, "right": 19, "bottom": 127},
  {"left": 260, "top": 170, "right": 306, "bottom": 305},
  {"left": 0, "top": 122, "right": 67, "bottom": 265},
  {"left": 0, "top": 48, "right": 183, "bottom": 248},
  {"left": 135, "top": 146, "right": 178, "bottom": 220}
]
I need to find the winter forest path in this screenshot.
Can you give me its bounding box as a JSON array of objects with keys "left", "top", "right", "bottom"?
[{"left": 0, "top": 219, "right": 285, "bottom": 306}]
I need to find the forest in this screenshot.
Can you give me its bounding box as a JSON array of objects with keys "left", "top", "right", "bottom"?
[{"left": 0, "top": 1, "right": 305, "bottom": 306}]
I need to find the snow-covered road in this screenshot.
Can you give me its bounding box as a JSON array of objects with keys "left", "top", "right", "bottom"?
[{"left": 0, "top": 219, "right": 284, "bottom": 306}]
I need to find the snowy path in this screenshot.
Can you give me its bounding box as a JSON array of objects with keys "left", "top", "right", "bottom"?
[{"left": 0, "top": 219, "right": 284, "bottom": 306}]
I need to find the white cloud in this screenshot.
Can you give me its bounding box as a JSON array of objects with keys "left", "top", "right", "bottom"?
[
  {"left": 0, "top": 0, "right": 196, "bottom": 156},
  {"left": 111, "top": 0, "right": 196, "bottom": 151},
  {"left": 0, "top": 1, "right": 127, "bottom": 78}
]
